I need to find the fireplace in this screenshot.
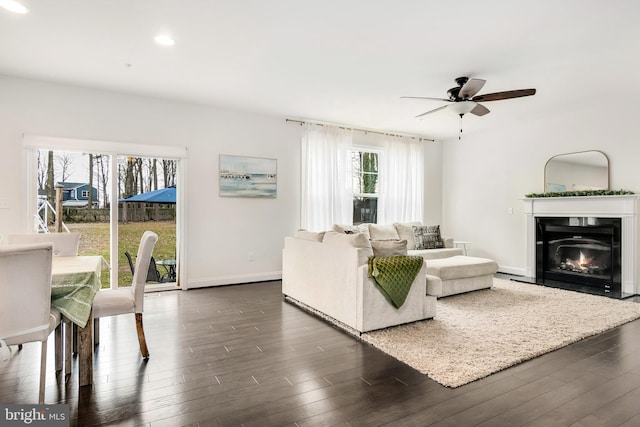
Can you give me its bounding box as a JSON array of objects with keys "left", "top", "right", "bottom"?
[
  {"left": 536, "top": 217, "right": 621, "bottom": 297},
  {"left": 525, "top": 195, "right": 640, "bottom": 298}
]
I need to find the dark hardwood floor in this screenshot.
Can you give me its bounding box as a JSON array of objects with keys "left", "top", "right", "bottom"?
[{"left": 3, "top": 280, "right": 640, "bottom": 426}]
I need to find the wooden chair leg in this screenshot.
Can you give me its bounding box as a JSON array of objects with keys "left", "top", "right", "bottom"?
[
  {"left": 73, "top": 323, "right": 78, "bottom": 354},
  {"left": 54, "top": 323, "right": 63, "bottom": 372},
  {"left": 135, "top": 313, "right": 149, "bottom": 359},
  {"left": 39, "top": 340, "right": 47, "bottom": 404},
  {"left": 93, "top": 318, "right": 100, "bottom": 346},
  {"left": 64, "top": 320, "right": 72, "bottom": 375}
]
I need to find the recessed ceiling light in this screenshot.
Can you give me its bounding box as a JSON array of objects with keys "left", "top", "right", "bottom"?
[
  {"left": 0, "top": 0, "right": 29, "bottom": 14},
  {"left": 154, "top": 34, "right": 175, "bottom": 46}
]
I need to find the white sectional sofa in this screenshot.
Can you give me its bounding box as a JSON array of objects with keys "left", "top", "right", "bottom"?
[
  {"left": 282, "top": 222, "right": 499, "bottom": 334},
  {"left": 282, "top": 234, "right": 437, "bottom": 334}
]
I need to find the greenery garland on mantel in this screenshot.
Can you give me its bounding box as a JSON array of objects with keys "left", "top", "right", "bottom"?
[{"left": 525, "top": 189, "right": 635, "bottom": 198}]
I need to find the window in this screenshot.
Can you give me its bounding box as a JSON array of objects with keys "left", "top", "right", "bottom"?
[
  {"left": 81, "top": 190, "right": 89, "bottom": 198},
  {"left": 351, "top": 149, "right": 379, "bottom": 225}
]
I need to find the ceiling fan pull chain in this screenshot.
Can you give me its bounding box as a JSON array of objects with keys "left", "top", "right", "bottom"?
[{"left": 459, "top": 114, "right": 463, "bottom": 140}]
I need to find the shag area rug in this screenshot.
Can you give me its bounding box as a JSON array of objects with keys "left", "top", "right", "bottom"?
[{"left": 361, "top": 278, "right": 640, "bottom": 388}]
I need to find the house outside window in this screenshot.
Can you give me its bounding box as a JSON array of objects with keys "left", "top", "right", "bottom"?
[
  {"left": 81, "top": 190, "right": 89, "bottom": 198},
  {"left": 351, "top": 149, "right": 379, "bottom": 225}
]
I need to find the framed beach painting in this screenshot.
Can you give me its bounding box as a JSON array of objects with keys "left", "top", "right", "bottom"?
[{"left": 219, "top": 154, "right": 277, "bottom": 198}]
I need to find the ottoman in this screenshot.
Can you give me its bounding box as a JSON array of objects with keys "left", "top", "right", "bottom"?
[{"left": 425, "top": 255, "right": 498, "bottom": 298}]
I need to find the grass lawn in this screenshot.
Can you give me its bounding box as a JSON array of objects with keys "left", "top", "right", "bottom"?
[{"left": 67, "top": 221, "right": 176, "bottom": 287}]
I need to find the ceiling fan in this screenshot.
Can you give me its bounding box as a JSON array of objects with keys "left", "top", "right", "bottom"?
[{"left": 402, "top": 77, "right": 536, "bottom": 118}]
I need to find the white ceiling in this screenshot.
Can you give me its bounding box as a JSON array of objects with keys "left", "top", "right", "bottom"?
[{"left": 1, "top": 1, "right": 638, "bottom": 140}]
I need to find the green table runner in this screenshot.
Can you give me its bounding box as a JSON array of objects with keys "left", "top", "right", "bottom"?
[{"left": 51, "top": 256, "right": 104, "bottom": 328}]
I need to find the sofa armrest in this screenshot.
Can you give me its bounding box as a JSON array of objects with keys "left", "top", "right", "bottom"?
[
  {"left": 356, "top": 260, "right": 431, "bottom": 332},
  {"left": 443, "top": 237, "right": 454, "bottom": 248}
]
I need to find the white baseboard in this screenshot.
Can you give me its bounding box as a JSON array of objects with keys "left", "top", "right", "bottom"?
[
  {"left": 186, "top": 271, "right": 282, "bottom": 290},
  {"left": 498, "top": 265, "right": 527, "bottom": 277}
]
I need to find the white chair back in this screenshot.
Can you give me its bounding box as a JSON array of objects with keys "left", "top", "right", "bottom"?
[
  {"left": 8, "top": 232, "right": 80, "bottom": 257},
  {"left": 0, "top": 243, "right": 54, "bottom": 344},
  {"left": 131, "top": 231, "right": 159, "bottom": 312}
]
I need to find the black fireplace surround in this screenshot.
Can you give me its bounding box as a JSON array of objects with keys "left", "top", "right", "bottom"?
[{"left": 536, "top": 217, "right": 622, "bottom": 297}]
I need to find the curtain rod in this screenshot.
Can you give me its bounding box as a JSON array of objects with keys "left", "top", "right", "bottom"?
[{"left": 285, "top": 118, "right": 435, "bottom": 142}]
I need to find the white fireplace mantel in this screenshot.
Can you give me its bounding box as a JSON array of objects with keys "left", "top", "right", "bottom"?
[{"left": 524, "top": 195, "right": 640, "bottom": 295}]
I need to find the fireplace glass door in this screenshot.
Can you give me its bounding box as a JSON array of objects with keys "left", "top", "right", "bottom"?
[{"left": 536, "top": 217, "right": 621, "bottom": 296}]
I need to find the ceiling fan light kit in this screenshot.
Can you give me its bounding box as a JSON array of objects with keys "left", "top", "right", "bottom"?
[{"left": 448, "top": 101, "right": 477, "bottom": 115}]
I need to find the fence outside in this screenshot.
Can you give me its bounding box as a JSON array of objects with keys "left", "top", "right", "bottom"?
[{"left": 61, "top": 204, "right": 176, "bottom": 223}]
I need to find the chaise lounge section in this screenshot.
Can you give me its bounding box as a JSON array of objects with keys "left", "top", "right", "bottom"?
[{"left": 425, "top": 255, "right": 499, "bottom": 298}]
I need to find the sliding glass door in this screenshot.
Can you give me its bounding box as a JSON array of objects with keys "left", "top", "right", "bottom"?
[
  {"left": 24, "top": 135, "right": 186, "bottom": 290},
  {"left": 117, "top": 155, "right": 178, "bottom": 290}
]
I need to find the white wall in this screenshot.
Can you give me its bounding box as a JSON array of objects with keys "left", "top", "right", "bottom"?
[
  {"left": 0, "top": 75, "right": 301, "bottom": 288},
  {"left": 0, "top": 75, "right": 444, "bottom": 287},
  {"left": 441, "top": 99, "right": 640, "bottom": 275}
]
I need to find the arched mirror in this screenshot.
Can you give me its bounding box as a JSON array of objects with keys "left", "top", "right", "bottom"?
[{"left": 544, "top": 150, "right": 609, "bottom": 193}]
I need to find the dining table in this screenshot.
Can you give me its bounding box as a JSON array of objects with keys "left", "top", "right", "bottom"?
[{"left": 51, "top": 255, "right": 105, "bottom": 387}]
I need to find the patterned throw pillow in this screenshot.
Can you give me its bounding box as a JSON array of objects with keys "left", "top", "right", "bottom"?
[{"left": 413, "top": 225, "right": 445, "bottom": 250}]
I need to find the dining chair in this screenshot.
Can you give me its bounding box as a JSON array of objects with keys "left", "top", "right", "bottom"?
[
  {"left": 93, "top": 231, "right": 158, "bottom": 359},
  {"left": 124, "top": 251, "right": 135, "bottom": 275},
  {"left": 8, "top": 232, "right": 79, "bottom": 373},
  {"left": 0, "top": 243, "right": 61, "bottom": 404},
  {"left": 125, "top": 250, "right": 165, "bottom": 283},
  {"left": 8, "top": 232, "right": 81, "bottom": 257}
]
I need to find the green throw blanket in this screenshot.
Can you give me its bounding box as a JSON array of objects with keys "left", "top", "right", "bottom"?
[{"left": 367, "top": 255, "right": 424, "bottom": 309}]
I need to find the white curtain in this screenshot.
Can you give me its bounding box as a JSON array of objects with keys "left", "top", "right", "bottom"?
[
  {"left": 301, "top": 124, "right": 353, "bottom": 231},
  {"left": 378, "top": 136, "right": 424, "bottom": 224}
]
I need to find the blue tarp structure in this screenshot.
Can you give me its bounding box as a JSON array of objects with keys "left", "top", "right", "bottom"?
[{"left": 121, "top": 186, "right": 176, "bottom": 204}]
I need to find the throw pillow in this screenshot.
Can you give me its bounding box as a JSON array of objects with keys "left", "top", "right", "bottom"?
[
  {"left": 393, "top": 221, "right": 422, "bottom": 250},
  {"left": 322, "top": 231, "right": 374, "bottom": 265},
  {"left": 371, "top": 239, "right": 408, "bottom": 257},
  {"left": 294, "top": 229, "right": 325, "bottom": 242},
  {"left": 413, "top": 225, "right": 445, "bottom": 250},
  {"left": 332, "top": 223, "right": 371, "bottom": 240},
  {"left": 368, "top": 224, "right": 400, "bottom": 240}
]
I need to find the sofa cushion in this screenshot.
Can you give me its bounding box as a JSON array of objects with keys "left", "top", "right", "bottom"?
[
  {"left": 294, "top": 229, "right": 325, "bottom": 242},
  {"left": 369, "top": 224, "right": 400, "bottom": 240},
  {"left": 393, "top": 221, "right": 422, "bottom": 250},
  {"left": 413, "top": 225, "right": 445, "bottom": 250},
  {"left": 322, "top": 230, "right": 373, "bottom": 264},
  {"left": 408, "top": 247, "right": 464, "bottom": 260},
  {"left": 333, "top": 223, "right": 371, "bottom": 240},
  {"left": 425, "top": 255, "right": 498, "bottom": 280},
  {"left": 371, "top": 239, "right": 408, "bottom": 257}
]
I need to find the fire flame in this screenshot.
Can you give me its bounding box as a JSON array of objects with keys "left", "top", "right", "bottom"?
[{"left": 579, "top": 251, "right": 587, "bottom": 266}]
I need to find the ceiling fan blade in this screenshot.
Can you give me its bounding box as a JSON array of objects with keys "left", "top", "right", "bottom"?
[
  {"left": 458, "top": 78, "right": 486, "bottom": 99},
  {"left": 472, "top": 88, "right": 536, "bottom": 102},
  {"left": 470, "top": 103, "right": 490, "bottom": 116},
  {"left": 401, "top": 96, "right": 450, "bottom": 102},
  {"left": 415, "top": 105, "right": 448, "bottom": 118}
]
